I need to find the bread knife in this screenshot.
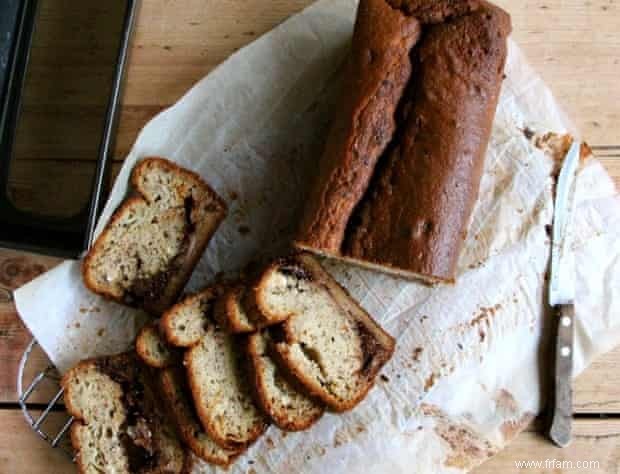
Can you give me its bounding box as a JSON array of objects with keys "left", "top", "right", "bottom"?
[{"left": 548, "top": 140, "right": 581, "bottom": 447}]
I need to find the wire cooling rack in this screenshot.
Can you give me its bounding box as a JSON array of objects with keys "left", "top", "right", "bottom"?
[{"left": 17, "top": 336, "right": 74, "bottom": 458}]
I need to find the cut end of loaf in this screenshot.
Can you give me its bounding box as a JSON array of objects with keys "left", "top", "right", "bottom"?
[{"left": 293, "top": 242, "right": 452, "bottom": 285}]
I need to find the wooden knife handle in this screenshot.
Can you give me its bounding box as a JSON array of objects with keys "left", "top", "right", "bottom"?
[{"left": 549, "top": 303, "right": 574, "bottom": 447}]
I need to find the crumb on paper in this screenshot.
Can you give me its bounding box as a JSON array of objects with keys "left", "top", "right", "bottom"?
[
  {"left": 424, "top": 373, "right": 437, "bottom": 391},
  {"left": 380, "top": 374, "right": 389, "bottom": 382},
  {"left": 413, "top": 347, "right": 424, "bottom": 361},
  {"left": 500, "top": 413, "right": 535, "bottom": 441}
]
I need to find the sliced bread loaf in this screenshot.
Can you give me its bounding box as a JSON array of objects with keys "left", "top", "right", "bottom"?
[
  {"left": 185, "top": 323, "right": 268, "bottom": 449},
  {"left": 256, "top": 253, "right": 395, "bottom": 412},
  {"left": 62, "top": 352, "right": 186, "bottom": 474},
  {"left": 246, "top": 331, "right": 324, "bottom": 431},
  {"left": 213, "top": 283, "right": 256, "bottom": 334},
  {"left": 159, "top": 367, "right": 243, "bottom": 467},
  {"left": 83, "top": 157, "right": 227, "bottom": 315},
  {"left": 136, "top": 321, "right": 178, "bottom": 368},
  {"left": 162, "top": 285, "right": 224, "bottom": 348}
]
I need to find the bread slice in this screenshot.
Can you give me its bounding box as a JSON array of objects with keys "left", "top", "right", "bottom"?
[
  {"left": 162, "top": 285, "right": 224, "bottom": 348},
  {"left": 213, "top": 283, "right": 256, "bottom": 334},
  {"left": 159, "top": 367, "right": 243, "bottom": 467},
  {"left": 83, "top": 157, "right": 227, "bottom": 315},
  {"left": 255, "top": 253, "right": 395, "bottom": 412},
  {"left": 185, "top": 323, "right": 268, "bottom": 449},
  {"left": 246, "top": 330, "right": 324, "bottom": 431},
  {"left": 136, "top": 321, "right": 179, "bottom": 368},
  {"left": 243, "top": 262, "right": 309, "bottom": 329},
  {"left": 62, "top": 352, "right": 186, "bottom": 474}
]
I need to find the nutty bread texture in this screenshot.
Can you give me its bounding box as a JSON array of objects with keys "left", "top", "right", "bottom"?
[
  {"left": 185, "top": 323, "right": 268, "bottom": 449},
  {"left": 83, "top": 158, "right": 227, "bottom": 315},
  {"left": 62, "top": 352, "right": 186, "bottom": 474},
  {"left": 252, "top": 253, "right": 395, "bottom": 412}
]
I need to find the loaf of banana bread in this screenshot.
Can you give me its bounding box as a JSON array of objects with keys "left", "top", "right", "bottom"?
[{"left": 295, "top": 0, "right": 511, "bottom": 283}]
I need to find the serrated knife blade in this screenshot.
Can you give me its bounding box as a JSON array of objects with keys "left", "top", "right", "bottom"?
[{"left": 548, "top": 140, "right": 581, "bottom": 448}]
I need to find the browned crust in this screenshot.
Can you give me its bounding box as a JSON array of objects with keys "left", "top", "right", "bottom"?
[
  {"left": 69, "top": 423, "right": 88, "bottom": 474},
  {"left": 159, "top": 368, "right": 243, "bottom": 468},
  {"left": 213, "top": 284, "right": 256, "bottom": 334},
  {"left": 244, "top": 333, "right": 324, "bottom": 431},
  {"left": 161, "top": 285, "right": 224, "bottom": 348},
  {"left": 82, "top": 157, "right": 227, "bottom": 316},
  {"left": 271, "top": 253, "right": 395, "bottom": 412},
  {"left": 343, "top": 3, "right": 511, "bottom": 282},
  {"left": 81, "top": 196, "right": 145, "bottom": 304},
  {"left": 135, "top": 320, "right": 178, "bottom": 368},
  {"left": 243, "top": 261, "right": 298, "bottom": 328},
  {"left": 62, "top": 359, "right": 96, "bottom": 474},
  {"left": 294, "top": 1, "right": 510, "bottom": 284},
  {"left": 295, "top": 0, "right": 422, "bottom": 252},
  {"left": 184, "top": 338, "right": 268, "bottom": 450}
]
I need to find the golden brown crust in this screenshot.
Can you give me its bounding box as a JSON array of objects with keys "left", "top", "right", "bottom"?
[
  {"left": 161, "top": 285, "right": 224, "bottom": 348},
  {"left": 295, "top": 1, "right": 511, "bottom": 283},
  {"left": 295, "top": 0, "right": 421, "bottom": 252},
  {"left": 184, "top": 344, "right": 268, "bottom": 450},
  {"left": 82, "top": 157, "right": 227, "bottom": 316},
  {"left": 81, "top": 197, "right": 145, "bottom": 303},
  {"left": 242, "top": 264, "right": 294, "bottom": 329},
  {"left": 135, "top": 320, "right": 179, "bottom": 368},
  {"left": 159, "top": 368, "right": 243, "bottom": 467},
  {"left": 245, "top": 333, "right": 324, "bottom": 431},
  {"left": 344, "top": 3, "right": 511, "bottom": 282},
  {"left": 213, "top": 284, "right": 256, "bottom": 334}
]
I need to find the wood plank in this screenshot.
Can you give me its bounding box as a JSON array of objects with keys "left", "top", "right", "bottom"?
[
  {"left": 494, "top": 0, "right": 620, "bottom": 146},
  {"left": 0, "top": 410, "right": 74, "bottom": 474},
  {"left": 575, "top": 347, "right": 620, "bottom": 414},
  {"left": 0, "top": 249, "right": 62, "bottom": 404},
  {"left": 475, "top": 419, "right": 620, "bottom": 473},
  {"left": 0, "top": 411, "right": 617, "bottom": 474}
]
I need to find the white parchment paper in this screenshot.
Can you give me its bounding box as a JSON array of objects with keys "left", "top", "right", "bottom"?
[{"left": 14, "top": 0, "right": 620, "bottom": 472}]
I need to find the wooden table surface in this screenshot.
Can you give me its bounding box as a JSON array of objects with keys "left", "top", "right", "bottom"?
[{"left": 1, "top": 1, "right": 619, "bottom": 473}]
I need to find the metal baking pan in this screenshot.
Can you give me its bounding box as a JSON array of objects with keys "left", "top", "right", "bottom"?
[{"left": 0, "top": 0, "right": 139, "bottom": 257}]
